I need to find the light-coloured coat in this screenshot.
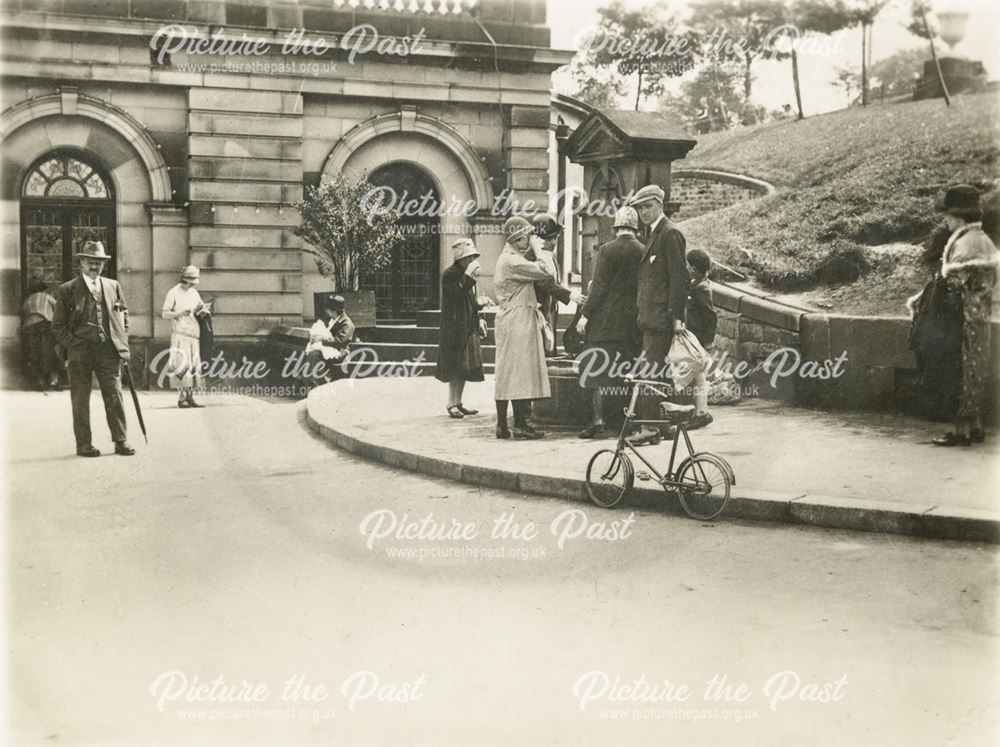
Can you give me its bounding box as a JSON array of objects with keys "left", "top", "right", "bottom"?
[{"left": 493, "top": 243, "right": 553, "bottom": 400}]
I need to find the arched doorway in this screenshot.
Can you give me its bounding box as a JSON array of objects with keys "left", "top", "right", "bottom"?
[
  {"left": 368, "top": 163, "right": 441, "bottom": 320},
  {"left": 19, "top": 149, "right": 116, "bottom": 292}
]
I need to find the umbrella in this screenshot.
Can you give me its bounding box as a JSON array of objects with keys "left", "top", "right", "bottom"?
[{"left": 121, "top": 362, "right": 148, "bottom": 444}]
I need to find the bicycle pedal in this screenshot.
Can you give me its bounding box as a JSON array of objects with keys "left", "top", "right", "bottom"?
[{"left": 636, "top": 470, "right": 652, "bottom": 481}]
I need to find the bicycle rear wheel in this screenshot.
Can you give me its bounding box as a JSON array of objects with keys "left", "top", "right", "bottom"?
[
  {"left": 676, "top": 453, "right": 731, "bottom": 520},
  {"left": 586, "top": 449, "right": 633, "bottom": 509}
]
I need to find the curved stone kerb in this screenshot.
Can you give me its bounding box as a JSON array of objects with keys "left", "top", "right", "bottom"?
[{"left": 324, "top": 111, "right": 495, "bottom": 211}]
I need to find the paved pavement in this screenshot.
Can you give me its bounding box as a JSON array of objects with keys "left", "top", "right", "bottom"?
[
  {"left": 306, "top": 377, "right": 1000, "bottom": 542},
  {"left": 4, "top": 389, "right": 999, "bottom": 746}
]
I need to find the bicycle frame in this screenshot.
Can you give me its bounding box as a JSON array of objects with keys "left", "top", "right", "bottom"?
[{"left": 612, "top": 380, "right": 699, "bottom": 489}]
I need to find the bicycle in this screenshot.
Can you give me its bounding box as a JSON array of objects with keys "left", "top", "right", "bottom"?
[{"left": 585, "top": 378, "right": 735, "bottom": 520}]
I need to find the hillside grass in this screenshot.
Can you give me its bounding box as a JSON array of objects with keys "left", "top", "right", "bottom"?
[{"left": 677, "top": 91, "right": 1000, "bottom": 316}]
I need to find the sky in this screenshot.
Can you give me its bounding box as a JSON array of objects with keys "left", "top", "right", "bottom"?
[{"left": 547, "top": 0, "right": 1000, "bottom": 115}]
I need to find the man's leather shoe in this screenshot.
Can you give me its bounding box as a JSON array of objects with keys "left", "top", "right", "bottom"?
[
  {"left": 931, "top": 432, "right": 971, "bottom": 447},
  {"left": 512, "top": 426, "right": 543, "bottom": 440},
  {"left": 970, "top": 428, "right": 986, "bottom": 443},
  {"left": 686, "top": 412, "right": 714, "bottom": 430},
  {"left": 627, "top": 429, "right": 661, "bottom": 447},
  {"left": 496, "top": 424, "right": 511, "bottom": 439},
  {"left": 114, "top": 441, "right": 136, "bottom": 456},
  {"left": 578, "top": 423, "right": 606, "bottom": 439},
  {"left": 77, "top": 445, "right": 100, "bottom": 457}
]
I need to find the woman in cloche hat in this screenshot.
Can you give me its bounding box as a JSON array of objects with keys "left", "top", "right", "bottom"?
[
  {"left": 436, "top": 238, "right": 488, "bottom": 418},
  {"left": 912, "top": 184, "right": 1000, "bottom": 446},
  {"left": 492, "top": 216, "right": 584, "bottom": 439},
  {"left": 161, "top": 265, "right": 209, "bottom": 408}
]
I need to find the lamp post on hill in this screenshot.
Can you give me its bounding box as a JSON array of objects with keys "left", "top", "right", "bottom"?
[{"left": 912, "top": 1, "right": 987, "bottom": 104}]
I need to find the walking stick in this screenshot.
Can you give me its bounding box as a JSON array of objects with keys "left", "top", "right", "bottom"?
[{"left": 121, "top": 361, "right": 148, "bottom": 444}]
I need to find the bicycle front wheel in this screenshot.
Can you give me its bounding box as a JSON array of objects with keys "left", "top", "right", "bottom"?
[
  {"left": 676, "top": 453, "right": 731, "bottom": 520},
  {"left": 586, "top": 449, "right": 633, "bottom": 509}
]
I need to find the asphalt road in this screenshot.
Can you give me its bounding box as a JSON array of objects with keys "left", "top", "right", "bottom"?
[{"left": 4, "top": 391, "right": 998, "bottom": 746}]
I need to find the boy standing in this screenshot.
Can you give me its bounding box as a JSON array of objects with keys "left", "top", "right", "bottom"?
[{"left": 685, "top": 249, "right": 717, "bottom": 429}]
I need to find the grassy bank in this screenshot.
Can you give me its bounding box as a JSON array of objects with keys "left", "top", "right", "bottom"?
[{"left": 677, "top": 91, "right": 1000, "bottom": 316}]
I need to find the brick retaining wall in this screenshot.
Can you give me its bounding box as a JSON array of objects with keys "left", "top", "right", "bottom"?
[{"left": 671, "top": 169, "right": 774, "bottom": 221}]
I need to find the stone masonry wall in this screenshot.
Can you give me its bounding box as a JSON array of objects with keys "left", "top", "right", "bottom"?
[{"left": 671, "top": 170, "right": 773, "bottom": 221}]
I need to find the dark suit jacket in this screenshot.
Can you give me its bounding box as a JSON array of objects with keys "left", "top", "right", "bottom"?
[
  {"left": 52, "top": 275, "right": 130, "bottom": 358},
  {"left": 582, "top": 234, "right": 644, "bottom": 344},
  {"left": 636, "top": 217, "right": 689, "bottom": 334}
]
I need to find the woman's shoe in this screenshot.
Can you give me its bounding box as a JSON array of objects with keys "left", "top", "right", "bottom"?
[
  {"left": 447, "top": 405, "right": 465, "bottom": 419},
  {"left": 186, "top": 396, "right": 205, "bottom": 408},
  {"left": 932, "top": 432, "right": 971, "bottom": 447},
  {"left": 496, "top": 424, "right": 511, "bottom": 439},
  {"left": 578, "top": 423, "right": 605, "bottom": 439},
  {"left": 178, "top": 399, "right": 190, "bottom": 409},
  {"left": 457, "top": 404, "right": 479, "bottom": 415}
]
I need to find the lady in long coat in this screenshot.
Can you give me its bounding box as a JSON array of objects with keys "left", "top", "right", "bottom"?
[
  {"left": 920, "top": 185, "right": 1000, "bottom": 446},
  {"left": 493, "top": 216, "right": 581, "bottom": 439},
  {"left": 436, "top": 238, "right": 487, "bottom": 418}
]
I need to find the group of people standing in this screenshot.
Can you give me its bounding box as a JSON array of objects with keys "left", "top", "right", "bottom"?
[{"left": 435, "top": 183, "right": 717, "bottom": 443}]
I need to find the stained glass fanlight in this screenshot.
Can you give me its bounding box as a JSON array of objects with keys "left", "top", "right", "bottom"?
[{"left": 22, "top": 154, "right": 110, "bottom": 199}]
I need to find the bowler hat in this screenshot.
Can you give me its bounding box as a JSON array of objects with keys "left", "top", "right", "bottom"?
[
  {"left": 76, "top": 240, "right": 111, "bottom": 261},
  {"left": 939, "top": 184, "right": 981, "bottom": 218},
  {"left": 629, "top": 185, "right": 665, "bottom": 207}
]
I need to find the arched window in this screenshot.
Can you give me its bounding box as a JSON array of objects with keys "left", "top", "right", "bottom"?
[
  {"left": 20, "top": 150, "right": 116, "bottom": 292},
  {"left": 368, "top": 163, "right": 441, "bottom": 319},
  {"left": 23, "top": 153, "right": 112, "bottom": 199}
]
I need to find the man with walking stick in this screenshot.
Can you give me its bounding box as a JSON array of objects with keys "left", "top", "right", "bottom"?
[{"left": 51, "top": 241, "right": 136, "bottom": 457}]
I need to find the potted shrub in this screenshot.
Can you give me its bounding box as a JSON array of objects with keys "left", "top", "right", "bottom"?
[{"left": 293, "top": 171, "right": 400, "bottom": 329}]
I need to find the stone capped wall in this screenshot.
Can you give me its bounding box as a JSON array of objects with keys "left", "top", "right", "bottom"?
[{"left": 671, "top": 169, "right": 773, "bottom": 221}]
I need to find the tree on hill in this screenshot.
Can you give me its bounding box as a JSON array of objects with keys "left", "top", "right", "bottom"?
[
  {"left": 784, "top": 0, "right": 855, "bottom": 119},
  {"left": 575, "top": 0, "right": 695, "bottom": 111},
  {"left": 870, "top": 47, "right": 927, "bottom": 98},
  {"left": 567, "top": 58, "right": 627, "bottom": 109},
  {"left": 658, "top": 63, "right": 743, "bottom": 132},
  {"left": 843, "top": 0, "right": 891, "bottom": 106},
  {"left": 689, "top": 0, "right": 789, "bottom": 124}
]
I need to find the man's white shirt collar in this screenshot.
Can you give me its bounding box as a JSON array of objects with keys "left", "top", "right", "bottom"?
[
  {"left": 649, "top": 214, "right": 665, "bottom": 232},
  {"left": 81, "top": 274, "right": 101, "bottom": 294}
]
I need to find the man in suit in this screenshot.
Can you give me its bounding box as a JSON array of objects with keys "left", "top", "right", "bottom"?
[
  {"left": 575, "top": 205, "right": 644, "bottom": 438},
  {"left": 51, "top": 241, "right": 134, "bottom": 457},
  {"left": 629, "top": 184, "right": 690, "bottom": 445}
]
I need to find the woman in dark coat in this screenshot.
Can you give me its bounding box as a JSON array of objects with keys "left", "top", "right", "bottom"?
[{"left": 436, "top": 238, "right": 487, "bottom": 418}]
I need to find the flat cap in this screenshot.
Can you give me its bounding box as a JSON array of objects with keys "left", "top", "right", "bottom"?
[{"left": 629, "top": 185, "right": 665, "bottom": 207}]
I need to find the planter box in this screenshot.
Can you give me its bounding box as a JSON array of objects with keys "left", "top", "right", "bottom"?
[{"left": 312, "top": 290, "right": 376, "bottom": 329}]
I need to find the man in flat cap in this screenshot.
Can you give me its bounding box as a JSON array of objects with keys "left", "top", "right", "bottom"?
[
  {"left": 51, "top": 241, "right": 134, "bottom": 457},
  {"left": 629, "top": 184, "right": 690, "bottom": 445}
]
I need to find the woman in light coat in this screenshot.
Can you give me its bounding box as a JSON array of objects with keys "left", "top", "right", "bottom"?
[
  {"left": 493, "top": 216, "right": 582, "bottom": 439},
  {"left": 162, "top": 265, "right": 208, "bottom": 408}
]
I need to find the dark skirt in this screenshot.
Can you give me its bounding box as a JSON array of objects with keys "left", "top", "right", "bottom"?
[{"left": 435, "top": 333, "right": 484, "bottom": 383}]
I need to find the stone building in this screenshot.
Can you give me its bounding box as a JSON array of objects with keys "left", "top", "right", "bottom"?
[{"left": 0, "top": 0, "right": 573, "bottom": 368}]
